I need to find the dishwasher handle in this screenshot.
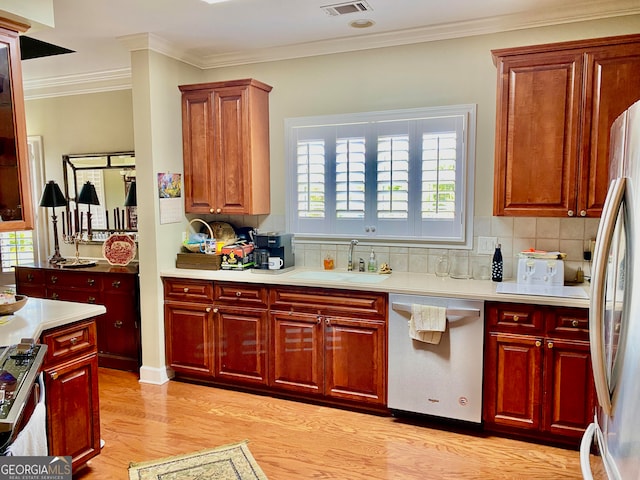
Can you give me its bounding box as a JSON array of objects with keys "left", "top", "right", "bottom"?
[{"left": 391, "top": 302, "right": 481, "bottom": 319}]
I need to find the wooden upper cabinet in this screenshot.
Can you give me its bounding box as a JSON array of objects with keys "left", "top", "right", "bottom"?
[
  {"left": 492, "top": 34, "right": 640, "bottom": 217},
  {"left": 179, "top": 78, "right": 272, "bottom": 215},
  {"left": 0, "top": 18, "right": 33, "bottom": 231}
]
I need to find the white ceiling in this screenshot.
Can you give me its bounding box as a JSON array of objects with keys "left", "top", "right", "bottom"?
[{"left": 19, "top": 0, "right": 640, "bottom": 97}]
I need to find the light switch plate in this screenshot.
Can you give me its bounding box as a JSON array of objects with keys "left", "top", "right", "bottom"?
[{"left": 478, "top": 236, "right": 497, "bottom": 255}]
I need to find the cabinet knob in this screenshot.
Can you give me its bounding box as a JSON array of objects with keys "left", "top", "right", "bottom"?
[
  {"left": 547, "top": 341, "right": 554, "bottom": 349},
  {"left": 567, "top": 210, "right": 575, "bottom": 217},
  {"left": 183, "top": 287, "right": 189, "bottom": 293},
  {"left": 87, "top": 278, "right": 95, "bottom": 286},
  {"left": 50, "top": 371, "right": 58, "bottom": 380},
  {"left": 535, "top": 340, "right": 541, "bottom": 347},
  {"left": 112, "top": 281, "right": 121, "bottom": 288},
  {"left": 26, "top": 273, "right": 33, "bottom": 282},
  {"left": 51, "top": 275, "right": 58, "bottom": 284},
  {"left": 512, "top": 315, "right": 519, "bottom": 322},
  {"left": 51, "top": 293, "right": 59, "bottom": 300},
  {"left": 316, "top": 315, "right": 322, "bottom": 324},
  {"left": 580, "top": 210, "right": 587, "bottom": 217},
  {"left": 213, "top": 307, "right": 219, "bottom": 313},
  {"left": 235, "top": 291, "right": 242, "bottom": 297},
  {"left": 325, "top": 318, "right": 331, "bottom": 326},
  {"left": 114, "top": 321, "right": 123, "bottom": 328},
  {"left": 216, "top": 208, "right": 222, "bottom": 214},
  {"left": 70, "top": 337, "right": 78, "bottom": 345},
  {"left": 209, "top": 208, "right": 214, "bottom": 213},
  {"left": 88, "top": 296, "right": 96, "bottom": 304},
  {"left": 571, "top": 319, "right": 579, "bottom": 327}
]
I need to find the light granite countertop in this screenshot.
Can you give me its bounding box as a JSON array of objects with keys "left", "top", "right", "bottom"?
[
  {"left": 0, "top": 297, "right": 106, "bottom": 346},
  {"left": 160, "top": 267, "right": 591, "bottom": 309}
]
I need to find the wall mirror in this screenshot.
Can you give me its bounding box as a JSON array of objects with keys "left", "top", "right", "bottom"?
[{"left": 63, "top": 151, "right": 136, "bottom": 241}]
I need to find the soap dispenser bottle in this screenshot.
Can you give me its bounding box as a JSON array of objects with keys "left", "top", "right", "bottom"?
[{"left": 368, "top": 248, "right": 377, "bottom": 272}]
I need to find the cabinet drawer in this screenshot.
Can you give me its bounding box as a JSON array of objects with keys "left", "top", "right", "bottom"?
[
  {"left": 486, "top": 302, "right": 544, "bottom": 334},
  {"left": 42, "top": 319, "right": 98, "bottom": 365},
  {"left": 163, "top": 278, "right": 214, "bottom": 303},
  {"left": 15, "top": 267, "right": 45, "bottom": 286},
  {"left": 47, "top": 288, "right": 102, "bottom": 305},
  {"left": 102, "top": 274, "right": 137, "bottom": 292},
  {"left": 545, "top": 308, "right": 589, "bottom": 341},
  {"left": 270, "top": 286, "right": 386, "bottom": 320},
  {"left": 45, "top": 271, "right": 100, "bottom": 290},
  {"left": 214, "top": 282, "right": 267, "bottom": 308}
]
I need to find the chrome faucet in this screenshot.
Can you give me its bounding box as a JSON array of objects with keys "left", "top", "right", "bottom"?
[{"left": 347, "top": 239, "right": 359, "bottom": 271}]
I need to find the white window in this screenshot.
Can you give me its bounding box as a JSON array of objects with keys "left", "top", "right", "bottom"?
[
  {"left": 286, "top": 105, "right": 476, "bottom": 246},
  {"left": 0, "top": 231, "right": 34, "bottom": 272}
]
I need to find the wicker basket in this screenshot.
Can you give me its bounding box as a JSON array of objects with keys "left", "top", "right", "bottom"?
[{"left": 183, "top": 218, "right": 214, "bottom": 253}]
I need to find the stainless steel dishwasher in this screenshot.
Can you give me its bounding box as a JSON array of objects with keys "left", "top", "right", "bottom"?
[{"left": 388, "top": 294, "right": 484, "bottom": 423}]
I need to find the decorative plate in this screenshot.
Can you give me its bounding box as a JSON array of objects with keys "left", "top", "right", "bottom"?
[{"left": 102, "top": 233, "right": 136, "bottom": 266}]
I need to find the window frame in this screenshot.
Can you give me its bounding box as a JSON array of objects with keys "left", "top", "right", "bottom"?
[{"left": 285, "top": 104, "right": 476, "bottom": 248}]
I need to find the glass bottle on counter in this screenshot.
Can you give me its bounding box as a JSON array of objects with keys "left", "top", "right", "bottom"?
[{"left": 492, "top": 244, "right": 503, "bottom": 282}]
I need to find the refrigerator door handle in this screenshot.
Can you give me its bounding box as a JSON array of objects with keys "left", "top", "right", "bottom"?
[
  {"left": 580, "top": 422, "right": 596, "bottom": 480},
  {"left": 590, "top": 177, "right": 626, "bottom": 417}
]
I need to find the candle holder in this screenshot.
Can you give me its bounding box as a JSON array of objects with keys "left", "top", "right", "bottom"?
[{"left": 60, "top": 231, "right": 96, "bottom": 268}]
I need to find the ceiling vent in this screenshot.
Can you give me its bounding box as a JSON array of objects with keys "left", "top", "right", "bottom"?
[{"left": 321, "top": 1, "right": 373, "bottom": 16}]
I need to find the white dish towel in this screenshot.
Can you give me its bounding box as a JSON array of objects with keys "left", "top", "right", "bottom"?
[
  {"left": 6, "top": 374, "right": 48, "bottom": 457},
  {"left": 409, "top": 304, "right": 447, "bottom": 344}
]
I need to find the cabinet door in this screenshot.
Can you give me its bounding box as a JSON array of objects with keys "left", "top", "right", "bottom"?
[
  {"left": 182, "top": 89, "right": 216, "bottom": 214},
  {"left": 270, "top": 311, "right": 323, "bottom": 396},
  {"left": 484, "top": 333, "right": 543, "bottom": 431},
  {"left": 493, "top": 51, "right": 583, "bottom": 216},
  {"left": 45, "top": 354, "right": 100, "bottom": 472},
  {"left": 164, "top": 303, "right": 214, "bottom": 376},
  {"left": 100, "top": 287, "right": 140, "bottom": 371},
  {"left": 324, "top": 316, "right": 386, "bottom": 406},
  {"left": 581, "top": 41, "right": 640, "bottom": 215},
  {"left": 0, "top": 24, "right": 33, "bottom": 231},
  {"left": 215, "top": 306, "right": 268, "bottom": 385},
  {"left": 542, "top": 338, "right": 596, "bottom": 439}
]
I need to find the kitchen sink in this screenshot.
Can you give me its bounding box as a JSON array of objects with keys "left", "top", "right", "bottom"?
[{"left": 289, "top": 270, "right": 390, "bottom": 284}]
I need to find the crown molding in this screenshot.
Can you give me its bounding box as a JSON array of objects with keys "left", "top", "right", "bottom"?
[{"left": 23, "top": 68, "right": 132, "bottom": 100}]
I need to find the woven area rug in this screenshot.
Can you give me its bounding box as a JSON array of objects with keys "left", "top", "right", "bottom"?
[{"left": 128, "top": 441, "right": 268, "bottom": 480}]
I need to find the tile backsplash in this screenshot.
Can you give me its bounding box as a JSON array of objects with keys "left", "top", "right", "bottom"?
[{"left": 292, "top": 216, "right": 599, "bottom": 283}]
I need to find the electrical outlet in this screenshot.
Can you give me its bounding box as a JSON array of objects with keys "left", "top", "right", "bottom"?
[{"left": 477, "top": 236, "right": 497, "bottom": 255}]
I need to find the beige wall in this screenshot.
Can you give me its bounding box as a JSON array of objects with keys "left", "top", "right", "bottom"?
[
  {"left": 25, "top": 90, "right": 134, "bottom": 258},
  {"left": 22, "top": 15, "right": 640, "bottom": 378}
]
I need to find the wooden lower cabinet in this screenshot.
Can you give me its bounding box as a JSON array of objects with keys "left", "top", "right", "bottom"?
[
  {"left": 215, "top": 305, "right": 268, "bottom": 385},
  {"left": 269, "top": 286, "right": 387, "bottom": 408},
  {"left": 163, "top": 278, "right": 387, "bottom": 410},
  {"left": 15, "top": 264, "right": 141, "bottom": 371},
  {"left": 164, "top": 301, "right": 215, "bottom": 376},
  {"left": 41, "top": 319, "right": 101, "bottom": 473},
  {"left": 484, "top": 302, "right": 595, "bottom": 445}
]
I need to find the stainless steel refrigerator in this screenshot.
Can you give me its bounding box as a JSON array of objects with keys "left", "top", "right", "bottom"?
[{"left": 581, "top": 99, "right": 640, "bottom": 479}]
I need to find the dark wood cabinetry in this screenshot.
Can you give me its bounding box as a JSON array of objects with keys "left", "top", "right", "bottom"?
[
  {"left": 484, "top": 302, "right": 595, "bottom": 445},
  {"left": 162, "top": 278, "right": 387, "bottom": 410},
  {"left": 0, "top": 18, "right": 33, "bottom": 231},
  {"left": 492, "top": 34, "right": 640, "bottom": 217},
  {"left": 179, "top": 79, "right": 272, "bottom": 215},
  {"left": 269, "top": 286, "right": 387, "bottom": 407},
  {"left": 15, "top": 264, "right": 141, "bottom": 371},
  {"left": 41, "top": 319, "right": 100, "bottom": 473}
]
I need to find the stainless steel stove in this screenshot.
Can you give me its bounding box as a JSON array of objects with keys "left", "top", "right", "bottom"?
[{"left": 0, "top": 340, "right": 47, "bottom": 453}]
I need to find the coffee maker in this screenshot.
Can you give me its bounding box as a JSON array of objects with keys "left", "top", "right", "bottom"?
[{"left": 254, "top": 233, "right": 294, "bottom": 270}]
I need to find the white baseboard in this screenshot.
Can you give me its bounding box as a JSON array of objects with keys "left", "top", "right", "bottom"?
[{"left": 138, "top": 365, "right": 172, "bottom": 385}]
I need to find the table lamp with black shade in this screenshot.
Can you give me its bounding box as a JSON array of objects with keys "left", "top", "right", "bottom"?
[
  {"left": 39, "top": 180, "right": 67, "bottom": 264},
  {"left": 77, "top": 181, "right": 100, "bottom": 237}
]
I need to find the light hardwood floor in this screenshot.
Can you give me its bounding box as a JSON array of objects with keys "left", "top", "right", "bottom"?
[{"left": 75, "top": 368, "right": 592, "bottom": 479}]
